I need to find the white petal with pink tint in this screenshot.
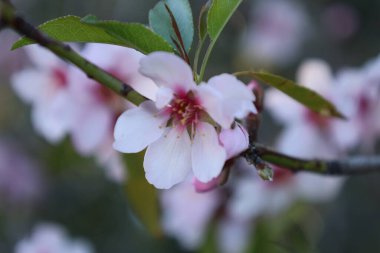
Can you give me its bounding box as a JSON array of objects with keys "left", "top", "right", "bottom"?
[
  {"left": 25, "top": 45, "right": 60, "bottom": 69},
  {"left": 296, "top": 59, "right": 332, "bottom": 93},
  {"left": 192, "top": 122, "right": 226, "bottom": 183},
  {"left": 265, "top": 88, "right": 304, "bottom": 124},
  {"left": 144, "top": 127, "right": 192, "bottom": 189},
  {"left": 196, "top": 85, "right": 228, "bottom": 127},
  {"left": 198, "top": 75, "right": 256, "bottom": 128},
  {"left": 139, "top": 52, "right": 195, "bottom": 92},
  {"left": 71, "top": 104, "right": 112, "bottom": 155},
  {"left": 11, "top": 69, "right": 50, "bottom": 104},
  {"left": 155, "top": 87, "right": 174, "bottom": 109},
  {"left": 113, "top": 101, "right": 167, "bottom": 153},
  {"left": 207, "top": 74, "right": 257, "bottom": 117},
  {"left": 219, "top": 123, "right": 249, "bottom": 159},
  {"left": 31, "top": 92, "right": 73, "bottom": 143}
]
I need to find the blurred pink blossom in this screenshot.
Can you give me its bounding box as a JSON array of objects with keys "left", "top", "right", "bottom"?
[
  {"left": 12, "top": 45, "right": 74, "bottom": 143},
  {"left": 0, "top": 140, "right": 43, "bottom": 208},
  {"left": 241, "top": 0, "right": 310, "bottom": 67},
  {"left": 15, "top": 223, "right": 94, "bottom": 253},
  {"left": 160, "top": 180, "right": 221, "bottom": 249}
]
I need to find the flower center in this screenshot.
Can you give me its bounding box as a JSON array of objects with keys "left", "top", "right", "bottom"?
[{"left": 169, "top": 91, "right": 203, "bottom": 127}]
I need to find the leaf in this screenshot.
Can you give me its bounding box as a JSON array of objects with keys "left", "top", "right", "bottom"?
[
  {"left": 81, "top": 15, "right": 174, "bottom": 54},
  {"left": 123, "top": 151, "right": 162, "bottom": 236},
  {"left": 198, "top": 1, "right": 210, "bottom": 41},
  {"left": 207, "top": 0, "right": 242, "bottom": 40},
  {"left": 149, "top": 0, "right": 194, "bottom": 53},
  {"left": 235, "top": 71, "right": 345, "bottom": 118},
  {"left": 12, "top": 15, "right": 174, "bottom": 54}
]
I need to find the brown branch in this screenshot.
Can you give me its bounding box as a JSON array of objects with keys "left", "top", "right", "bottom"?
[{"left": 244, "top": 143, "right": 380, "bottom": 176}]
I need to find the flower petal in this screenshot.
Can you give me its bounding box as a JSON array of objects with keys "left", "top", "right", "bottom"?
[
  {"left": 155, "top": 87, "right": 174, "bottom": 109},
  {"left": 192, "top": 122, "right": 227, "bottom": 183},
  {"left": 71, "top": 104, "right": 112, "bottom": 155},
  {"left": 11, "top": 69, "right": 50, "bottom": 104},
  {"left": 219, "top": 123, "right": 249, "bottom": 159},
  {"left": 144, "top": 127, "right": 192, "bottom": 189},
  {"left": 113, "top": 101, "right": 167, "bottom": 153},
  {"left": 25, "top": 45, "right": 60, "bottom": 69},
  {"left": 139, "top": 52, "right": 195, "bottom": 92},
  {"left": 81, "top": 44, "right": 158, "bottom": 101},
  {"left": 198, "top": 74, "right": 256, "bottom": 128}
]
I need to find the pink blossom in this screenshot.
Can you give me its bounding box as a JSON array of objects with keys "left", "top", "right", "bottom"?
[
  {"left": 266, "top": 59, "right": 352, "bottom": 157},
  {"left": 15, "top": 223, "right": 94, "bottom": 253},
  {"left": 113, "top": 52, "right": 256, "bottom": 189},
  {"left": 160, "top": 180, "right": 221, "bottom": 249},
  {"left": 66, "top": 44, "right": 157, "bottom": 182},
  {"left": 0, "top": 140, "right": 43, "bottom": 208},
  {"left": 11, "top": 45, "right": 74, "bottom": 143},
  {"left": 241, "top": 0, "right": 310, "bottom": 67},
  {"left": 331, "top": 56, "right": 380, "bottom": 151}
]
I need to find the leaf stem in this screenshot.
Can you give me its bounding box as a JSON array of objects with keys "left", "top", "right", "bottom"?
[
  {"left": 193, "top": 37, "right": 205, "bottom": 82},
  {"left": 198, "top": 39, "right": 216, "bottom": 81}
]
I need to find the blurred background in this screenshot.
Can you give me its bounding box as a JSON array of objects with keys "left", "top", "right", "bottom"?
[{"left": 1, "top": 0, "right": 380, "bottom": 252}]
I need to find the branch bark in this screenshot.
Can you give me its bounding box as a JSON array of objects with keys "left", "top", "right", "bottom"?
[
  {"left": 245, "top": 143, "right": 380, "bottom": 175},
  {"left": 0, "top": 0, "right": 146, "bottom": 106}
]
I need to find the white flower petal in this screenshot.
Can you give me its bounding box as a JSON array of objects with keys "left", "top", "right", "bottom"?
[
  {"left": 139, "top": 52, "right": 195, "bottom": 92},
  {"left": 219, "top": 123, "right": 249, "bottom": 159},
  {"left": 25, "top": 45, "right": 60, "bottom": 68},
  {"left": 296, "top": 59, "right": 332, "bottom": 93},
  {"left": 198, "top": 74, "right": 256, "bottom": 128},
  {"left": 155, "top": 87, "right": 174, "bottom": 109},
  {"left": 31, "top": 91, "right": 74, "bottom": 143},
  {"left": 144, "top": 127, "right": 191, "bottom": 189},
  {"left": 192, "top": 122, "right": 226, "bottom": 182},
  {"left": 71, "top": 104, "right": 112, "bottom": 155},
  {"left": 80, "top": 44, "right": 158, "bottom": 101},
  {"left": 207, "top": 74, "right": 255, "bottom": 101},
  {"left": 196, "top": 85, "right": 230, "bottom": 128},
  {"left": 11, "top": 69, "right": 50, "bottom": 104},
  {"left": 113, "top": 101, "right": 167, "bottom": 153},
  {"left": 265, "top": 88, "right": 304, "bottom": 124}
]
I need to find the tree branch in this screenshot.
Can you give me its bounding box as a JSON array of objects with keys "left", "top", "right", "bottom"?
[
  {"left": 0, "top": 0, "right": 146, "bottom": 106},
  {"left": 244, "top": 143, "right": 380, "bottom": 175}
]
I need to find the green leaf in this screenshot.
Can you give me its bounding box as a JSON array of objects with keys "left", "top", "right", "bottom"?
[
  {"left": 149, "top": 0, "right": 194, "bottom": 53},
  {"left": 81, "top": 15, "right": 174, "bottom": 54},
  {"left": 235, "top": 71, "right": 345, "bottom": 118},
  {"left": 12, "top": 15, "right": 174, "bottom": 54},
  {"left": 123, "top": 151, "right": 162, "bottom": 236},
  {"left": 198, "top": 1, "right": 210, "bottom": 41},
  {"left": 207, "top": 0, "right": 242, "bottom": 40}
]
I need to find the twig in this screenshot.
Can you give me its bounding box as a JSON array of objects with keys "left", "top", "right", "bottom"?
[
  {"left": 245, "top": 143, "right": 380, "bottom": 175},
  {"left": 0, "top": 0, "right": 146, "bottom": 106}
]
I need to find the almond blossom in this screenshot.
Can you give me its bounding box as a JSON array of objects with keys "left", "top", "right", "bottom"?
[
  {"left": 67, "top": 44, "right": 157, "bottom": 182},
  {"left": 15, "top": 223, "right": 94, "bottom": 253},
  {"left": 160, "top": 179, "right": 221, "bottom": 249},
  {"left": 11, "top": 45, "right": 74, "bottom": 143},
  {"left": 240, "top": 0, "right": 310, "bottom": 68},
  {"left": 113, "top": 52, "right": 256, "bottom": 189}
]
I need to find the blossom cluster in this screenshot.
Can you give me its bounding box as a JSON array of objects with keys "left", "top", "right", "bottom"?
[
  {"left": 11, "top": 44, "right": 156, "bottom": 182},
  {"left": 13, "top": 44, "right": 256, "bottom": 188},
  {"left": 159, "top": 56, "right": 380, "bottom": 252}
]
